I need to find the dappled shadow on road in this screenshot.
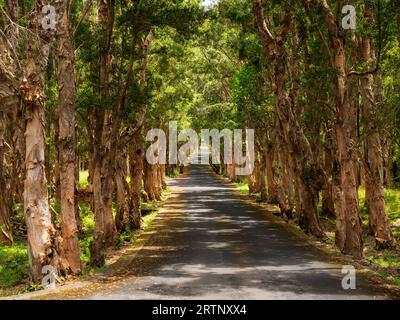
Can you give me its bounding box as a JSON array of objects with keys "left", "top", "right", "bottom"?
[{"left": 89, "top": 164, "right": 388, "bottom": 300}]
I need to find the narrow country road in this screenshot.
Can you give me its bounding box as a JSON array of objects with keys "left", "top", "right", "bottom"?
[
  {"left": 84, "top": 161, "right": 389, "bottom": 300},
  {"left": 13, "top": 159, "right": 393, "bottom": 300}
]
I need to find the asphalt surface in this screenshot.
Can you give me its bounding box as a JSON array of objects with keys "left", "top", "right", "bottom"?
[{"left": 80, "top": 160, "right": 389, "bottom": 300}]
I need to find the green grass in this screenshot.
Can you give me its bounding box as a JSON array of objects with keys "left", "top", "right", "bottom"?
[
  {"left": 115, "top": 208, "right": 160, "bottom": 248},
  {"left": 368, "top": 252, "right": 400, "bottom": 268},
  {"left": 370, "top": 253, "right": 400, "bottom": 286},
  {"left": 142, "top": 209, "right": 159, "bottom": 228},
  {"left": 358, "top": 187, "right": 400, "bottom": 217},
  {"left": 79, "top": 170, "right": 89, "bottom": 188},
  {"left": 0, "top": 170, "right": 168, "bottom": 292},
  {"left": 78, "top": 203, "right": 95, "bottom": 264},
  {"left": 79, "top": 236, "right": 93, "bottom": 265},
  {"left": 234, "top": 181, "right": 400, "bottom": 226},
  {"left": 234, "top": 181, "right": 249, "bottom": 194},
  {"left": 73, "top": 199, "right": 161, "bottom": 269},
  {"left": 166, "top": 167, "right": 181, "bottom": 178},
  {"left": 0, "top": 201, "right": 161, "bottom": 286},
  {"left": 80, "top": 203, "right": 95, "bottom": 235},
  {"left": 0, "top": 243, "right": 29, "bottom": 287},
  {"left": 79, "top": 170, "right": 142, "bottom": 188},
  {"left": 237, "top": 180, "right": 400, "bottom": 285},
  {"left": 358, "top": 187, "right": 400, "bottom": 237},
  {"left": 383, "top": 189, "right": 400, "bottom": 221}
]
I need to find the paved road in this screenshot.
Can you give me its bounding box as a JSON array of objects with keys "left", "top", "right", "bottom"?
[{"left": 79, "top": 161, "right": 389, "bottom": 300}]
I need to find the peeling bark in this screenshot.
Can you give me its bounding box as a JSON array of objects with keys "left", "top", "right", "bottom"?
[
  {"left": 57, "top": 0, "right": 82, "bottom": 274},
  {"left": 22, "top": 0, "right": 64, "bottom": 283},
  {"left": 144, "top": 161, "right": 157, "bottom": 201},
  {"left": 321, "top": 147, "right": 335, "bottom": 217},
  {"left": 252, "top": 1, "right": 323, "bottom": 236},
  {"left": 129, "top": 130, "right": 144, "bottom": 230},
  {"left": 0, "top": 112, "right": 12, "bottom": 245},
  {"left": 115, "top": 144, "right": 131, "bottom": 233},
  {"left": 263, "top": 141, "right": 279, "bottom": 204},
  {"left": 249, "top": 148, "right": 262, "bottom": 194},
  {"left": 90, "top": 0, "right": 116, "bottom": 266},
  {"left": 360, "top": 34, "right": 394, "bottom": 249}
]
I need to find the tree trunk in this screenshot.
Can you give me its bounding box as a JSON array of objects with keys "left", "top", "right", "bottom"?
[
  {"left": 91, "top": 157, "right": 115, "bottom": 266},
  {"left": 333, "top": 42, "right": 363, "bottom": 259},
  {"left": 115, "top": 144, "right": 130, "bottom": 233},
  {"left": 311, "top": 0, "right": 363, "bottom": 258},
  {"left": 119, "top": 30, "right": 153, "bottom": 230},
  {"left": 157, "top": 164, "right": 166, "bottom": 191},
  {"left": 160, "top": 164, "right": 167, "bottom": 189},
  {"left": 10, "top": 109, "right": 25, "bottom": 204},
  {"left": 24, "top": 99, "right": 62, "bottom": 282},
  {"left": 0, "top": 112, "right": 13, "bottom": 245},
  {"left": 226, "top": 163, "right": 237, "bottom": 182},
  {"left": 143, "top": 161, "right": 156, "bottom": 201},
  {"left": 252, "top": 2, "right": 323, "bottom": 236},
  {"left": 57, "top": 0, "right": 81, "bottom": 274},
  {"left": 276, "top": 140, "right": 294, "bottom": 219},
  {"left": 90, "top": 0, "right": 116, "bottom": 266},
  {"left": 75, "top": 148, "right": 82, "bottom": 235},
  {"left": 154, "top": 164, "right": 162, "bottom": 200},
  {"left": 259, "top": 147, "right": 267, "bottom": 202},
  {"left": 382, "top": 138, "right": 391, "bottom": 188},
  {"left": 321, "top": 147, "right": 335, "bottom": 217},
  {"left": 52, "top": 115, "right": 60, "bottom": 200},
  {"left": 360, "top": 35, "right": 394, "bottom": 249},
  {"left": 249, "top": 150, "right": 262, "bottom": 194},
  {"left": 264, "top": 142, "right": 279, "bottom": 204},
  {"left": 21, "top": 1, "right": 64, "bottom": 283},
  {"left": 129, "top": 130, "right": 144, "bottom": 230},
  {"left": 5, "top": 0, "right": 24, "bottom": 206}
]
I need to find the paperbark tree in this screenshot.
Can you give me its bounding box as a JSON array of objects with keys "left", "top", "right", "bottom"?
[
  {"left": 252, "top": 0, "right": 324, "bottom": 236},
  {"left": 144, "top": 161, "right": 157, "bottom": 201},
  {"left": 1, "top": 0, "right": 23, "bottom": 209},
  {"left": 115, "top": 143, "right": 131, "bottom": 233},
  {"left": 321, "top": 142, "right": 335, "bottom": 218},
  {"left": 264, "top": 143, "right": 279, "bottom": 204},
  {"left": 310, "top": 0, "right": 363, "bottom": 258},
  {"left": 0, "top": 111, "right": 12, "bottom": 245},
  {"left": 90, "top": 0, "right": 117, "bottom": 266},
  {"left": 249, "top": 144, "right": 262, "bottom": 194},
  {"left": 359, "top": 8, "right": 394, "bottom": 248},
  {"left": 57, "top": 0, "right": 82, "bottom": 274},
  {"left": 115, "top": 30, "right": 152, "bottom": 232},
  {"left": 130, "top": 130, "right": 144, "bottom": 230},
  {"left": 21, "top": 0, "right": 64, "bottom": 282}
]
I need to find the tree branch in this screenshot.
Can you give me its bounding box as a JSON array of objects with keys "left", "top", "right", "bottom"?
[{"left": 252, "top": 0, "right": 275, "bottom": 51}]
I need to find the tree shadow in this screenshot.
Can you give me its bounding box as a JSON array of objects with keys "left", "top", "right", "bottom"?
[{"left": 89, "top": 164, "right": 389, "bottom": 300}]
